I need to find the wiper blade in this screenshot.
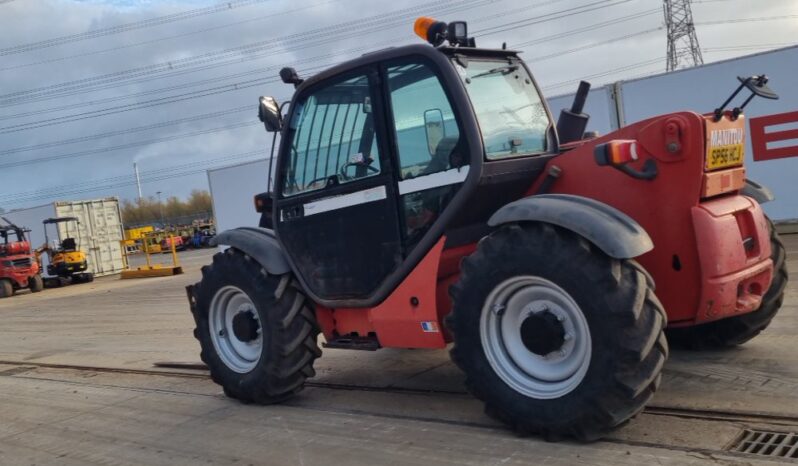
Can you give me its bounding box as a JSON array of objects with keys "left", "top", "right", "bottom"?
[{"left": 470, "top": 65, "right": 519, "bottom": 79}]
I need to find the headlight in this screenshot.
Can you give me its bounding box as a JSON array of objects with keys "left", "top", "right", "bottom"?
[{"left": 1, "top": 260, "right": 13, "bottom": 267}]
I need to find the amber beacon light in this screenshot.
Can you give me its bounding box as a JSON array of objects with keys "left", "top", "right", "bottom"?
[{"left": 413, "top": 17, "right": 473, "bottom": 47}]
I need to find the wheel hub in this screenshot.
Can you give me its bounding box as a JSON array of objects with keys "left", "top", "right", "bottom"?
[
  {"left": 208, "top": 286, "right": 263, "bottom": 373},
  {"left": 232, "top": 311, "right": 260, "bottom": 342},
  {"left": 520, "top": 310, "right": 565, "bottom": 356},
  {"left": 480, "top": 276, "right": 592, "bottom": 399}
]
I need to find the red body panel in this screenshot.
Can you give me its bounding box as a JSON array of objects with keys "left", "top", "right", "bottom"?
[
  {"left": 316, "top": 111, "right": 776, "bottom": 347},
  {"left": 316, "top": 238, "right": 448, "bottom": 348},
  {"left": 0, "top": 241, "right": 40, "bottom": 289},
  {"left": 688, "top": 196, "right": 772, "bottom": 325},
  {"left": 531, "top": 112, "right": 772, "bottom": 325}
]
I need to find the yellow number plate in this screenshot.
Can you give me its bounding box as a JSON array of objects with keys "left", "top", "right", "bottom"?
[
  {"left": 705, "top": 115, "right": 746, "bottom": 171},
  {"left": 706, "top": 144, "right": 744, "bottom": 170}
]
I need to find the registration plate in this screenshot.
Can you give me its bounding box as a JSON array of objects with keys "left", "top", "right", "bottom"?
[
  {"left": 707, "top": 145, "right": 744, "bottom": 170},
  {"left": 705, "top": 115, "right": 745, "bottom": 171}
]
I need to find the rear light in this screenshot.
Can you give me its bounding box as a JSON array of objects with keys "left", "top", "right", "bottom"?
[
  {"left": 253, "top": 192, "right": 274, "bottom": 215},
  {"left": 594, "top": 139, "right": 658, "bottom": 180},
  {"left": 594, "top": 139, "right": 643, "bottom": 166}
]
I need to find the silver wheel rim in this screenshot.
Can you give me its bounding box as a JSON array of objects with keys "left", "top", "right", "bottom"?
[
  {"left": 480, "top": 276, "right": 591, "bottom": 399},
  {"left": 209, "top": 285, "right": 262, "bottom": 373}
]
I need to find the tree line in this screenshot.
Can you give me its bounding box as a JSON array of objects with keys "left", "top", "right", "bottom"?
[{"left": 121, "top": 190, "right": 213, "bottom": 226}]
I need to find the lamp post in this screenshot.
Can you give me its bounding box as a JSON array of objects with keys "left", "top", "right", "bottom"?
[{"left": 156, "top": 191, "right": 164, "bottom": 226}]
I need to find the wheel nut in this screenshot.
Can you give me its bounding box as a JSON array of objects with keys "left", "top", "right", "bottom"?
[
  {"left": 564, "top": 333, "right": 572, "bottom": 341},
  {"left": 492, "top": 304, "right": 506, "bottom": 316}
]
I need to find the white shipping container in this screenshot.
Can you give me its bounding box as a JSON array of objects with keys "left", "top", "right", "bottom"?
[
  {"left": 207, "top": 158, "right": 270, "bottom": 235},
  {"left": 4, "top": 197, "right": 125, "bottom": 277}
]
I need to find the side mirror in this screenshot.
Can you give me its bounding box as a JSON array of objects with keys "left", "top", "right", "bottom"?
[
  {"left": 258, "top": 96, "right": 282, "bottom": 132},
  {"left": 423, "top": 108, "right": 445, "bottom": 155}
]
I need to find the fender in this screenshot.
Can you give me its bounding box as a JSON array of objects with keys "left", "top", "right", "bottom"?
[
  {"left": 210, "top": 227, "right": 291, "bottom": 275},
  {"left": 488, "top": 194, "right": 654, "bottom": 259},
  {"left": 741, "top": 179, "right": 774, "bottom": 204}
]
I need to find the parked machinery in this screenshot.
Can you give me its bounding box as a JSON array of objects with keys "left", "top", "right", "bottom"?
[
  {"left": 187, "top": 18, "right": 787, "bottom": 440},
  {"left": 0, "top": 217, "right": 43, "bottom": 298},
  {"left": 41, "top": 217, "right": 93, "bottom": 286}
]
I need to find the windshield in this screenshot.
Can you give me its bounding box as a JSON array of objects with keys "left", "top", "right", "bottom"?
[{"left": 457, "top": 59, "right": 551, "bottom": 159}]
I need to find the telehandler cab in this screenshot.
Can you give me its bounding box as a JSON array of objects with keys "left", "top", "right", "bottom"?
[{"left": 187, "top": 18, "right": 787, "bottom": 440}]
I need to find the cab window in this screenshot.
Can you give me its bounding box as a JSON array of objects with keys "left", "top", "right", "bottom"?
[
  {"left": 387, "top": 63, "right": 463, "bottom": 179},
  {"left": 282, "top": 73, "right": 381, "bottom": 196},
  {"left": 459, "top": 59, "right": 551, "bottom": 159},
  {"left": 386, "top": 61, "right": 468, "bottom": 251}
]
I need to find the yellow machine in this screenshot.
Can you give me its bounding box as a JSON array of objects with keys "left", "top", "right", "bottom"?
[
  {"left": 120, "top": 232, "right": 182, "bottom": 279},
  {"left": 42, "top": 217, "right": 93, "bottom": 285}
]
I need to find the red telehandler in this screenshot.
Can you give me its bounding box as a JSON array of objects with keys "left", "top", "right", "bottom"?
[
  {"left": 187, "top": 18, "right": 787, "bottom": 440},
  {"left": 0, "top": 217, "right": 43, "bottom": 298}
]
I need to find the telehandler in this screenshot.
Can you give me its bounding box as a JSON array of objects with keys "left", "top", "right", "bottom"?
[{"left": 187, "top": 18, "right": 786, "bottom": 440}]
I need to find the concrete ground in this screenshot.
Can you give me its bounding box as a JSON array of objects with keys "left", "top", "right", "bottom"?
[{"left": 0, "top": 238, "right": 796, "bottom": 465}]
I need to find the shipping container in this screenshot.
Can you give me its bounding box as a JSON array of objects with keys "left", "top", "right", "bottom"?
[
  {"left": 207, "top": 158, "right": 270, "bottom": 235},
  {"left": 4, "top": 197, "right": 125, "bottom": 277}
]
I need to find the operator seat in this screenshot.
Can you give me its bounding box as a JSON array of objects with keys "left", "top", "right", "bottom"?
[
  {"left": 421, "top": 136, "right": 466, "bottom": 176},
  {"left": 61, "top": 238, "right": 76, "bottom": 252}
]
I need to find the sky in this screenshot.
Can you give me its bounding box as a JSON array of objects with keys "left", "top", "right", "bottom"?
[{"left": 0, "top": 0, "right": 795, "bottom": 212}]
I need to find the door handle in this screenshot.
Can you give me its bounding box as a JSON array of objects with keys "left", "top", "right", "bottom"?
[{"left": 281, "top": 205, "right": 304, "bottom": 221}]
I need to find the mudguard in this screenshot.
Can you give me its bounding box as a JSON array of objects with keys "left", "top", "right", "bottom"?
[
  {"left": 741, "top": 179, "right": 774, "bottom": 204},
  {"left": 488, "top": 194, "right": 654, "bottom": 259},
  {"left": 210, "top": 227, "right": 291, "bottom": 275}
]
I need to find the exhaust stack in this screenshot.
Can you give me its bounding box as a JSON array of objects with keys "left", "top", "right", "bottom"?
[{"left": 556, "top": 81, "right": 591, "bottom": 144}]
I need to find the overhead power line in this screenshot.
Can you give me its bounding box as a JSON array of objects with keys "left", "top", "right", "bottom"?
[
  {"left": 528, "top": 27, "right": 663, "bottom": 62},
  {"left": 543, "top": 57, "right": 663, "bottom": 93},
  {"left": 696, "top": 14, "right": 798, "bottom": 25},
  {"left": 0, "top": 120, "right": 260, "bottom": 169},
  {"left": 0, "top": 0, "right": 490, "bottom": 106},
  {"left": 0, "top": 151, "right": 267, "bottom": 206},
  {"left": 0, "top": 105, "right": 252, "bottom": 156},
  {"left": 0, "top": 0, "right": 341, "bottom": 73},
  {"left": 474, "top": 0, "right": 632, "bottom": 36},
  {"left": 3, "top": 0, "right": 637, "bottom": 108},
  {"left": 512, "top": 8, "right": 660, "bottom": 49},
  {"left": 0, "top": 0, "right": 269, "bottom": 57},
  {"left": 703, "top": 42, "right": 797, "bottom": 53},
  {"left": 0, "top": 0, "right": 622, "bottom": 130}
]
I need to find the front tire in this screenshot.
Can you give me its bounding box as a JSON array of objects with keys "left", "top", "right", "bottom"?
[
  {"left": 666, "top": 218, "right": 788, "bottom": 349},
  {"left": 29, "top": 275, "right": 44, "bottom": 293},
  {"left": 0, "top": 279, "right": 12, "bottom": 298},
  {"left": 447, "top": 223, "right": 667, "bottom": 441},
  {"left": 191, "top": 248, "right": 321, "bottom": 404}
]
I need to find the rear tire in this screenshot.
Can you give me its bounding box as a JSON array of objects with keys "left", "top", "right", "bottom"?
[
  {"left": 0, "top": 279, "right": 12, "bottom": 298},
  {"left": 191, "top": 248, "right": 321, "bottom": 404},
  {"left": 666, "top": 218, "right": 788, "bottom": 349},
  {"left": 447, "top": 223, "right": 667, "bottom": 441},
  {"left": 29, "top": 275, "right": 44, "bottom": 293}
]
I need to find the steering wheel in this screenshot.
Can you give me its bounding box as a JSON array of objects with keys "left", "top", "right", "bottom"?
[{"left": 339, "top": 162, "right": 379, "bottom": 181}]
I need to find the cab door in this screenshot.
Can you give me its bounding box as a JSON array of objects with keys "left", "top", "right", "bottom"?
[{"left": 275, "top": 68, "right": 402, "bottom": 301}]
